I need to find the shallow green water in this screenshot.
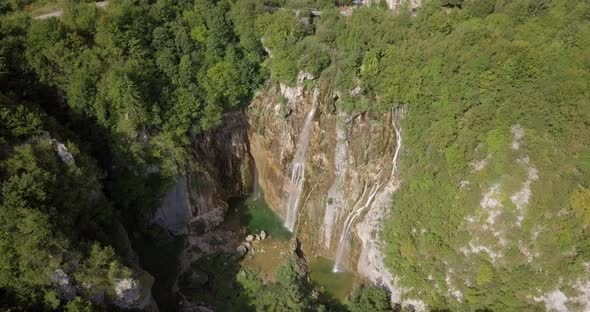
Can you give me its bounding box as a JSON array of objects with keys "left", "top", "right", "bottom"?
[
  {"left": 228, "top": 192, "right": 291, "bottom": 240},
  {"left": 309, "top": 256, "right": 354, "bottom": 301},
  {"left": 229, "top": 195, "right": 353, "bottom": 300}
]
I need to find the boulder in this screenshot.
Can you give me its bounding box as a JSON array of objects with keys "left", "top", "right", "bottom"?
[
  {"left": 55, "top": 142, "right": 74, "bottom": 164},
  {"left": 260, "top": 230, "right": 267, "bottom": 240},
  {"left": 245, "top": 235, "right": 254, "bottom": 242},
  {"left": 112, "top": 277, "right": 153, "bottom": 310},
  {"left": 49, "top": 269, "right": 76, "bottom": 300},
  {"left": 237, "top": 245, "right": 248, "bottom": 257},
  {"left": 254, "top": 234, "right": 260, "bottom": 241}
]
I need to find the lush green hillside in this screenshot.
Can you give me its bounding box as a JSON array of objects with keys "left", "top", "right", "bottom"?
[
  {"left": 2, "top": 0, "right": 589, "bottom": 310},
  {"left": 259, "top": 0, "right": 590, "bottom": 310},
  {"left": 0, "top": 0, "right": 266, "bottom": 309},
  {"left": 0, "top": 93, "right": 140, "bottom": 310}
]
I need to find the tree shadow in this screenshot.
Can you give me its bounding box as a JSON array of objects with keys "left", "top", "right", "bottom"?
[
  {"left": 317, "top": 291, "right": 349, "bottom": 312},
  {"left": 177, "top": 247, "right": 256, "bottom": 312},
  {"left": 131, "top": 227, "right": 185, "bottom": 312}
]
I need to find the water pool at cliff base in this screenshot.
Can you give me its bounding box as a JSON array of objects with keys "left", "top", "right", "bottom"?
[
  {"left": 309, "top": 256, "right": 354, "bottom": 301},
  {"left": 228, "top": 192, "right": 355, "bottom": 301},
  {"left": 226, "top": 192, "right": 292, "bottom": 240}
]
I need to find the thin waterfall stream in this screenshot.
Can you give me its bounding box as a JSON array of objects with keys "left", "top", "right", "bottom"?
[
  {"left": 285, "top": 87, "right": 320, "bottom": 232},
  {"left": 332, "top": 108, "right": 403, "bottom": 272}
]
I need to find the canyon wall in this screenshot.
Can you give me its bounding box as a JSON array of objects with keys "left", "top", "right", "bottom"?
[
  {"left": 247, "top": 76, "right": 401, "bottom": 295},
  {"left": 154, "top": 76, "right": 405, "bottom": 304},
  {"left": 154, "top": 111, "right": 254, "bottom": 237},
  {"left": 152, "top": 111, "right": 254, "bottom": 310}
]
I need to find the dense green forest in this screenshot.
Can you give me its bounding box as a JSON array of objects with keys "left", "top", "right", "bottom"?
[
  {"left": 1, "top": 0, "right": 396, "bottom": 311},
  {"left": 1, "top": 0, "right": 589, "bottom": 311},
  {"left": 256, "top": 0, "right": 590, "bottom": 310},
  {"left": 0, "top": 0, "right": 268, "bottom": 310}
]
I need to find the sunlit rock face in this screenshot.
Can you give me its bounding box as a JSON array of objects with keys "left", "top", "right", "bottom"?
[
  {"left": 112, "top": 277, "right": 155, "bottom": 310},
  {"left": 247, "top": 78, "right": 401, "bottom": 298},
  {"left": 49, "top": 269, "right": 77, "bottom": 300}
]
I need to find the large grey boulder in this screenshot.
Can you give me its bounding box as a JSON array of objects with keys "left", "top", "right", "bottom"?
[
  {"left": 49, "top": 269, "right": 77, "bottom": 300},
  {"left": 237, "top": 244, "right": 248, "bottom": 257}
]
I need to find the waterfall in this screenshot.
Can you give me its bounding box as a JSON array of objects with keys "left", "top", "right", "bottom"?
[
  {"left": 285, "top": 88, "right": 320, "bottom": 232},
  {"left": 390, "top": 108, "right": 403, "bottom": 178},
  {"left": 252, "top": 163, "right": 261, "bottom": 200},
  {"left": 321, "top": 119, "right": 349, "bottom": 249},
  {"left": 333, "top": 182, "right": 382, "bottom": 272},
  {"left": 332, "top": 108, "right": 403, "bottom": 272}
]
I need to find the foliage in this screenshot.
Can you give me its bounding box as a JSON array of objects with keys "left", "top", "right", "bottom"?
[
  {"left": 0, "top": 94, "right": 136, "bottom": 309},
  {"left": 64, "top": 297, "right": 99, "bottom": 312},
  {"left": 17, "top": 0, "right": 269, "bottom": 226},
  {"left": 571, "top": 188, "right": 590, "bottom": 227},
  {"left": 345, "top": 286, "right": 393, "bottom": 312},
  {"left": 2, "top": 0, "right": 590, "bottom": 310},
  {"left": 238, "top": 256, "right": 325, "bottom": 312},
  {"left": 260, "top": 0, "right": 590, "bottom": 310}
]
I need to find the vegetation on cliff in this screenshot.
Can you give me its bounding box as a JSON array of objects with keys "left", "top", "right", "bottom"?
[
  {"left": 260, "top": 0, "right": 590, "bottom": 310},
  {"left": 0, "top": 94, "right": 139, "bottom": 310},
  {"left": 2, "top": 0, "right": 590, "bottom": 310},
  {"left": 0, "top": 0, "right": 265, "bottom": 309}
]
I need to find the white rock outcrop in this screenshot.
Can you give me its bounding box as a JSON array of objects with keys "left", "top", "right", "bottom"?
[
  {"left": 49, "top": 269, "right": 77, "bottom": 300},
  {"left": 112, "top": 278, "right": 152, "bottom": 310},
  {"left": 55, "top": 142, "right": 74, "bottom": 164}
]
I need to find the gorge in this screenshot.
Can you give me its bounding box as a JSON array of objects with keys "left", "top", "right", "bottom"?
[
  {"left": 150, "top": 76, "right": 409, "bottom": 310},
  {"left": 2, "top": 0, "right": 590, "bottom": 311}
]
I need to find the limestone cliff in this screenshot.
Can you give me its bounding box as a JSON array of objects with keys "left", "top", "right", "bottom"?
[
  {"left": 247, "top": 77, "right": 401, "bottom": 297},
  {"left": 154, "top": 76, "right": 403, "bottom": 304},
  {"left": 152, "top": 111, "right": 254, "bottom": 310}
]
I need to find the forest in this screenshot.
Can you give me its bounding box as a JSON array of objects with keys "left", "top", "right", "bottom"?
[
  {"left": 257, "top": 0, "right": 589, "bottom": 310},
  {"left": 1, "top": 0, "right": 267, "bottom": 310},
  {"left": 1, "top": 0, "right": 589, "bottom": 311}
]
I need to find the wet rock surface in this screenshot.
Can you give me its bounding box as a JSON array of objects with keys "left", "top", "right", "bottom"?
[{"left": 248, "top": 80, "right": 400, "bottom": 298}]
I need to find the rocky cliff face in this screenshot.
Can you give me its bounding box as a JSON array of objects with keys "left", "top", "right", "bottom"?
[
  {"left": 154, "top": 76, "right": 404, "bottom": 304},
  {"left": 154, "top": 111, "right": 253, "bottom": 237},
  {"left": 247, "top": 77, "right": 401, "bottom": 296},
  {"left": 153, "top": 111, "right": 254, "bottom": 309}
]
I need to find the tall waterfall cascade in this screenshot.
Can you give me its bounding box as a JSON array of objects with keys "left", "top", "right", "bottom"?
[
  {"left": 247, "top": 82, "right": 408, "bottom": 301},
  {"left": 333, "top": 108, "right": 403, "bottom": 272},
  {"left": 321, "top": 119, "right": 349, "bottom": 249},
  {"left": 284, "top": 87, "right": 320, "bottom": 231},
  {"left": 333, "top": 182, "right": 383, "bottom": 272}
]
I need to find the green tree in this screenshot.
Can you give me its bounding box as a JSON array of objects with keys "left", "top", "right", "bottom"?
[
  {"left": 346, "top": 286, "right": 393, "bottom": 312},
  {"left": 65, "top": 297, "right": 98, "bottom": 312}
]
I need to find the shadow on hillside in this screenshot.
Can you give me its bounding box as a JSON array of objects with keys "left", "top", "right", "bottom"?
[{"left": 178, "top": 250, "right": 256, "bottom": 312}]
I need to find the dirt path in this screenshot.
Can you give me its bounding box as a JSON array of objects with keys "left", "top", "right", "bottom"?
[{"left": 34, "top": 1, "right": 108, "bottom": 20}]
